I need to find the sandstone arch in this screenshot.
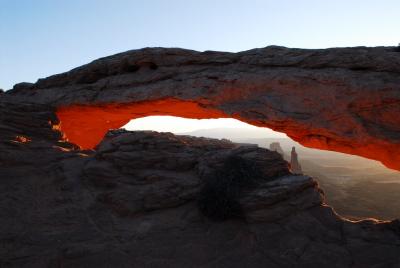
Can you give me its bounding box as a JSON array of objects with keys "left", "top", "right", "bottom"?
[{"left": 9, "top": 46, "right": 400, "bottom": 170}]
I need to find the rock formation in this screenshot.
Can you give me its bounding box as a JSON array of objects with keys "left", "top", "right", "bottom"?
[
  {"left": 269, "top": 142, "right": 284, "bottom": 157},
  {"left": 290, "top": 146, "right": 303, "bottom": 174},
  {"left": 1, "top": 46, "right": 400, "bottom": 267},
  {"left": 5, "top": 46, "right": 400, "bottom": 170},
  {"left": 1, "top": 107, "right": 400, "bottom": 266}
]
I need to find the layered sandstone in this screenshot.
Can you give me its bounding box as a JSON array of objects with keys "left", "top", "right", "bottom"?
[
  {"left": 6, "top": 46, "right": 400, "bottom": 170},
  {"left": 1, "top": 106, "right": 399, "bottom": 266},
  {"left": 1, "top": 46, "right": 400, "bottom": 267}
]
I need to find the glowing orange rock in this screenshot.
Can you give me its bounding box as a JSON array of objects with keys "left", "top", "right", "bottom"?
[
  {"left": 56, "top": 99, "right": 228, "bottom": 149},
  {"left": 8, "top": 46, "right": 400, "bottom": 170},
  {"left": 14, "top": 135, "right": 31, "bottom": 143},
  {"left": 55, "top": 98, "right": 400, "bottom": 171}
]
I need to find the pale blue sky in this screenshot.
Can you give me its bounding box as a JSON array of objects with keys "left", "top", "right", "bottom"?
[{"left": 1, "top": 0, "right": 399, "bottom": 90}]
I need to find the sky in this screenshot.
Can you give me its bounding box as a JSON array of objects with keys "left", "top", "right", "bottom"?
[
  {"left": 1, "top": 0, "right": 399, "bottom": 90},
  {"left": 1, "top": 0, "right": 399, "bottom": 132},
  {"left": 123, "top": 116, "right": 288, "bottom": 138}
]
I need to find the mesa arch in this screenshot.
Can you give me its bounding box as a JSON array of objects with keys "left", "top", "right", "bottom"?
[{"left": 8, "top": 46, "right": 400, "bottom": 170}]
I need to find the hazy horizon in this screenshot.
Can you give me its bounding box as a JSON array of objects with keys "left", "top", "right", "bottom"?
[
  {"left": 123, "top": 116, "right": 400, "bottom": 171},
  {"left": 123, "top": 116, "right": 289, "bottom": 138},
  {"left": 129, "top": 120, "right": 400, "bottom": 219}
]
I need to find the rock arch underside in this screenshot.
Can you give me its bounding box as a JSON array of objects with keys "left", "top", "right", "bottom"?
[
  {"left": 1, "top": 46, "right": 400, "bottom": 267},
  {"left": 9, "top": 46, "right": 400, "bottom": 170}
]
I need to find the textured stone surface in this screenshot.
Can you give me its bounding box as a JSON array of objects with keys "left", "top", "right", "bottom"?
[
  {"left": 1, "top": 46, "right": 400, "bottom": 266},
  {"left": 0, "top": 102, "right": 399, "bottom": 267},
  {"left": 7, "top": 46, "right": 400, "bottom": 170}
]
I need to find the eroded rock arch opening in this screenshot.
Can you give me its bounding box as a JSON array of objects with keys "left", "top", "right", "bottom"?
[
  {"left": 56, "top": 97, "right": 400, "bottom": 172},
  {"left": 55, "top": 100, "right": 400, "bottom": 221},
  {"left": 56, "top": 99, "right": 229, "bottom": 149},
  {"left": 4, "top": 46, "right": 400, "bottom": 266},
  {"left": 123, "top": 115, "right": 400, "bottom": 221}
]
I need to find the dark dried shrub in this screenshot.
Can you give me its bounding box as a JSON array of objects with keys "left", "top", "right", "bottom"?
[{"left": 197, "top": 155, "right": 263, "bottom": 221}]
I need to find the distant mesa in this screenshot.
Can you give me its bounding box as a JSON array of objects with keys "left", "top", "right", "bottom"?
[
  {"left": 269, "top": 142, "right": 302, "bottom": 174},
  {"left": 269, "top": 142, "right": 284, "bottom": 156}
]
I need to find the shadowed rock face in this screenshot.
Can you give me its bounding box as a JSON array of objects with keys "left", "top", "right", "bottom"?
[
  {"left": 1, "top": 46, "right": 400, "bottom": 266},
  {"left": 0, "top": 101, "right": 399, "bottom": 267},
  {"left": 84, "top": 130, "right": 293, "bottom": 219},
  {"left": 6, "top": 46, "right": 400, "bottom": 170}
]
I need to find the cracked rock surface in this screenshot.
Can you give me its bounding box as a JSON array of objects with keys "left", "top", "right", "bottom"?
[{"left": 0, "top": 101, "right": 399, "bottom": 267}]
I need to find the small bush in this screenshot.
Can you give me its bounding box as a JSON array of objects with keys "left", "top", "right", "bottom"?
[{"left": 197, "top": 155, "right": 262, "bottom": 221}]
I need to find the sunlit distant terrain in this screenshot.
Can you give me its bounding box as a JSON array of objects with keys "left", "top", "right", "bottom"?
[
  {"left": 123, "top": 116, "right": 288, "bottom": 138},
  {"left": 124, "top": 116, "right": 400, "bottom": 220}
]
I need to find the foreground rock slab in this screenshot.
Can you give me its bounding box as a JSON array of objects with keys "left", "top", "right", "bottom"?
[{"left": 0, "top": 102, "right": 399, "bottom": 267}]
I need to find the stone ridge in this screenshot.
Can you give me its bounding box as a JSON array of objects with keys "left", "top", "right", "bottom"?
[
  {"left": 9, "top": 46, "right": 400, "bottom": 92},
  {"left": 6, "top": 46, "right": 399, "bottom": 169}
]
